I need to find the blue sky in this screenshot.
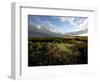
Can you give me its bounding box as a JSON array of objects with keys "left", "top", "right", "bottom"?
[{"left": 28, "top": 15, "right": 88, "bottom": 34}]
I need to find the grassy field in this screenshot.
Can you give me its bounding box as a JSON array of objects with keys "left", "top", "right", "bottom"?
[{"left": 28, "top": 36, "right": 88, "bottom": 66}]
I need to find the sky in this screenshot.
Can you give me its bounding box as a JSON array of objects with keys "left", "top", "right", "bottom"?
[{"left": 28, "top": 15, "right": 88, "bottom": 36}]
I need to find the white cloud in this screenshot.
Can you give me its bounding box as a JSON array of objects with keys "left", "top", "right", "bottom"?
[
  {"left": 59, "top": 16, "right": 75, "bottom": 23},
  {"left": 43, "top": 20, "right": 60, "bottom": 33},
  {"left": 36, "top": 24, "right": 41, "bottom": 29},
  {"left": 72, "top": 17, "right": 87, "bottom": 28},
  {"left": 59, "top": 16, "right": 88, "bottom": 34},
  {"left": 59, "top": 17, "right": 67, "bottom": 22},
  {"left": 28, "top": 20, "right": 55, "bottom": 32},
  {"left": 29, "top": 17, "right": 88, "bottom": 36},
  {"left": 45, "top": 21, "right": 55, "bottom": 29},
  {"left": 73, "top": 18, "right": 88, "bottom": 32},
  {"left": 59, "top": 16, "right": 87, "bottom": 26}
]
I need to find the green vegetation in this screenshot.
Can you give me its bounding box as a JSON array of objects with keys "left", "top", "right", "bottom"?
[{"left": 28, "top": 36, "right": 88, "bottom": 66}]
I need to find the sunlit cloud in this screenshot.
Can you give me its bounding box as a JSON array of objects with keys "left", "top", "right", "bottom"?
[
  {"left": 59, "top": 16, "right": 88, "bottom": 33},
  {"left": 28, "top": 15, "right": 88, "bottom": 36}
]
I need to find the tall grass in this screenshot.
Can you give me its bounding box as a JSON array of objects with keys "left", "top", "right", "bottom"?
[{"left": 28, "top": 36, "right": 88, "bottom": 66}]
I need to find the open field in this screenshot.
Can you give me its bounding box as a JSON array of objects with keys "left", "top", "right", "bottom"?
[{"left": 28, "top": 36, "right": 88, "bottom": 66}]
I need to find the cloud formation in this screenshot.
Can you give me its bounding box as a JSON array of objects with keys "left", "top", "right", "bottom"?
[
  {"left": 59, "top": 16, "right": 88, "bottom": 31},
  {"left": 28, "top": 15, "right": 88, "bottom": 37}
]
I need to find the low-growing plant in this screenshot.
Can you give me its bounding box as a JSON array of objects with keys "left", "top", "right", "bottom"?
[{"left": 28, "top": 36, "right": 88, "bottom": 66}]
